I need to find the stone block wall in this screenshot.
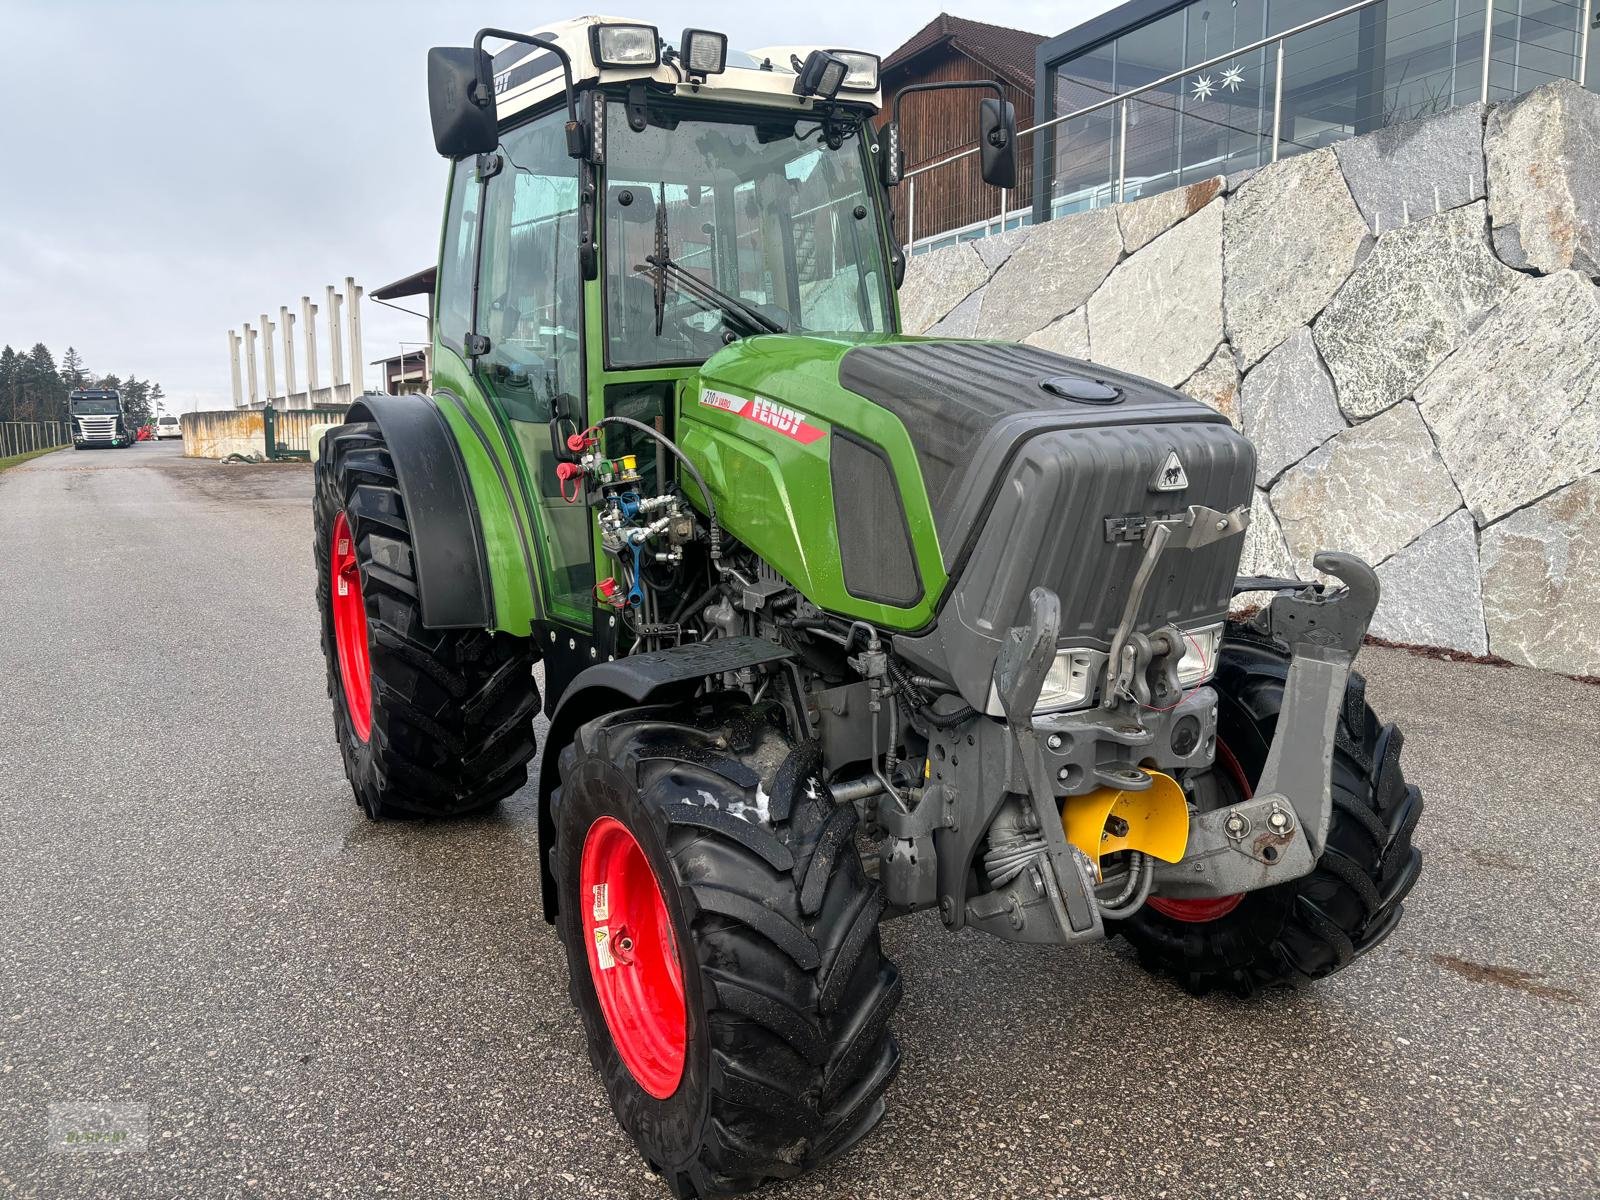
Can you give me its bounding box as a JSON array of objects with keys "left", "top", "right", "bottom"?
[{"left": 900, "top": 81, "right": 1600, "bottom": 677}]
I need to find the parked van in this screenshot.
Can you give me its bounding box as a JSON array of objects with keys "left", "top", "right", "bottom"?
[{"left": 155, "top": 415, "right": 182, "bottom": 440}]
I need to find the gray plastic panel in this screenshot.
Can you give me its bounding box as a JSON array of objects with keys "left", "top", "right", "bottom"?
[{"left": 896, "top": 418, "right": 1254, "bottom": 710}]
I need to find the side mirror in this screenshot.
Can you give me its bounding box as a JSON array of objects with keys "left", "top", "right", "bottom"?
[
  {"left": 877, "top": 123, "right": 903, "bottom": 187},
  {"left": 979, "top": 97, "right": 1017, "bottom": 188},
  {"left": 428, "top": 46, "right": 498, "bottom": 158}
]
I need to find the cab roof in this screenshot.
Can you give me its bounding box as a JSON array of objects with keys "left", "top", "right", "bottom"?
[{"left": 488, "top": 15, "right": 884, "bottom": 124}]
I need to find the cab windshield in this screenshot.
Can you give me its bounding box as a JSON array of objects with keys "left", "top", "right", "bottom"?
[
  {"left": 603, "top": 101, "right": 891, "bottom": 368},
  {"left": 71, "top": 398, "right": 121, "bottom": 415}
]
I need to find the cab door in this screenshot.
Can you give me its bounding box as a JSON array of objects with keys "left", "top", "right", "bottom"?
[{"left": 471, "top": 107, "right": 595, "bottom": 630}]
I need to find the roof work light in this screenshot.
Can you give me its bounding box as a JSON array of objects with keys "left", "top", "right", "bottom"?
[
  {"left": 591, "top": 23, "right": 660, "bottom": 68},
  {"left": 827, "top": 50, "right": 881, "bottom": 92},
  {"left": 678, "top": 29, "right": 728, "bottom": 77},
  {"left": 792, "top": 50, "right": 849, "bottom": 100}
]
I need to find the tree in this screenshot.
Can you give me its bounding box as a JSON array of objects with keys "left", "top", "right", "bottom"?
[
  {"left": 0, "top": 346, "right": 17, "bottom": 422},
  {"left": 122, "top": 376, "right": 152, "bottom": 427},
  {"left": 150, "top": 383, "right": 165, "bottom": 415},
  {"left": 22, "top": 344, "right": 60, "bottom": 422},
  {"left": 60, "top": 346, "right": 86, "bottom": 389}
]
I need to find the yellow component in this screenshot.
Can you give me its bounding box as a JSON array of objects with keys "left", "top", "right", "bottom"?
[
  {"left": 1062, "top": 769, "right": 1190, "bottom": 878},
  {"left": 620, "top": 454, "right": 637, "bottom": 471}
]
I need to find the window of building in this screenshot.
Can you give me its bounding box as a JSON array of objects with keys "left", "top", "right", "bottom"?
[{"left": 1039, "top": 0, "right": 1593, "bottom": 218}]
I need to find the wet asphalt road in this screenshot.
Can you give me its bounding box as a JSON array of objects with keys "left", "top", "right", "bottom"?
[{"left": 1, "top": 442, "right": 1597, "bottom": 1200}]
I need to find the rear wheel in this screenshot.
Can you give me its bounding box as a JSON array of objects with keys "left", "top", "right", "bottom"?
[
  {"left": 1114, "top": 624, "right": 1424, "bottom": 995},
  {"left": 313, "top": 421, "right": 539, "bottom": 819},
  {"left": 552, "top": 701, "right": 901, "bottom": 1199}
]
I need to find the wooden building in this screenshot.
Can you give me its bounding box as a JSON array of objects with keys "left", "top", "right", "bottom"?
[{"left": 876, "top": 13, "right": 1045, "bottom": 246}]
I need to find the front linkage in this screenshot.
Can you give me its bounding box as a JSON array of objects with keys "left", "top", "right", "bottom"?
[
  {"left": 922, "top": 549, "right": 1385, "bottom": 949},
  {"left": 862, "top": 477, "right": 1394, "bottom": 951}
]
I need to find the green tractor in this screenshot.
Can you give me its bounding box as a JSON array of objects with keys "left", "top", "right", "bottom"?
[{"left": 314, "top": 17, "right": 1424, "bottom": 1198}]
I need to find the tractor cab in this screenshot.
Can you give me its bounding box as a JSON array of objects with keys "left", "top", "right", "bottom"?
[{"left": 421, "top": 16, "right": 1014, "bottom": 646}]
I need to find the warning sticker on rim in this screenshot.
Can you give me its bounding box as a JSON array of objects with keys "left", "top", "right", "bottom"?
[
  {"left": 593, "top": 925, "right": 615, "bottom": 970},
  {"left": 591, "top": 883, "right": 609, "bottom": 922},
  {"left": 699, "top": 389, "right": 826, "bottom": 445}
]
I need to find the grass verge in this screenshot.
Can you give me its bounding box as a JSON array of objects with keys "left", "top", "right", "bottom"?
[{"left": 0, "top": 446, "right": 67, "bottom": 474}]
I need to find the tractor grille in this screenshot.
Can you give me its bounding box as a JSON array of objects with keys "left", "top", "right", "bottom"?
[{"left": 78, "top": 417, "right": 117, "bottom": 440}]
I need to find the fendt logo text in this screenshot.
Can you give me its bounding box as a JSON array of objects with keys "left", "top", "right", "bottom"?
[{"left": 700, "top": 390, "right": 826, "bottom": 445}]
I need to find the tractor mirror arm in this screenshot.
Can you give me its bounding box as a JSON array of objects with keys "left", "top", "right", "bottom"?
[
  {"left": 890, "top": 78, "right": 1005, "bottom": 127},
  {"left": 879, "top": 78, "right": 1016, "bottom": 190},
  {"left": 471, "top": 27, "right": 585, "bottom": 156}
]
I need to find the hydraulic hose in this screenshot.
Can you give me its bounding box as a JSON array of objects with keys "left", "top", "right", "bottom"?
[
  {"left": 1096, "top": 852, "right": 1155, "bottom": 918},
  {"left": 594, "top": 415, "right": 721, "bottom": 562}
]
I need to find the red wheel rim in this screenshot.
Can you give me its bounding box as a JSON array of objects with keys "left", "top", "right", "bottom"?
[
  {"left": 579, "top": 816, "right": 687, "bottom": 1100},
  {"left": 329, "top": 510, "right": 373, "bottom": 742},
  {"left": 1146, "top": 739, "right": 1251, "bottom": 923}
]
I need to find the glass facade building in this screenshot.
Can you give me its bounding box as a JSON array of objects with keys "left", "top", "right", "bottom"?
[{"left": 1033, "top": 0, "right": 1597, "bottom": 217}]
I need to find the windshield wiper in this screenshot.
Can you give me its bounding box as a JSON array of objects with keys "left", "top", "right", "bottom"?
[
  {"left": 637, "top": 181, "right": 784, "bottom": 339},
  {"left": 640, "top": 257, "right": 785, "bottom": 337}
]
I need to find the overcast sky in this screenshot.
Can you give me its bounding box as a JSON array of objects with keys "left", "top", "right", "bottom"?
[{"left": 0, "top": 1, "right": 1115, "bottom": 411}]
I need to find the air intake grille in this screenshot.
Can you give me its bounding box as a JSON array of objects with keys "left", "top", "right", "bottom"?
[{"left": 830, "top": 432, "right": 922, "bottom": 608}]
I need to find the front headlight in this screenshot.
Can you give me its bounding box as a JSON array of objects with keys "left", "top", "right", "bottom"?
[
  {"left": 1037, "top": 648, "right": 1097, "bottom": 713},
  {"left": 1176, "top": 623, "right": 1223, "bottom": 689},
  {"left": 983, "top": 647, "right": 1098, "bottom": 717}
]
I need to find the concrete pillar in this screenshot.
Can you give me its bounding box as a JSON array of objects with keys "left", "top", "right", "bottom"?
[
  {"left": 260, "top": 313, "right": 277, "bottom": 401},
  {"left": 228, "top": 330, "right": 243, "bottom": 407},
  {"left": 326, "top": 285, "right": 345, "bottom": 390},
  {"left": 345, "top": 276, "right": 365, "bottom": 398},
  {"left": 301, "top": 296, "right": 320, "bottom": 393},
  {"left": 280, "top": 304, "right": 297, "bottom": 399},
  {"left": 243, "top": 323, "right": 260, "bottom": 407}
]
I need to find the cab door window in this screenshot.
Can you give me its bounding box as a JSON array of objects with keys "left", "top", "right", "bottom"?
[{"left": 474, "top": 109, "right": 593, "bottom": 625}]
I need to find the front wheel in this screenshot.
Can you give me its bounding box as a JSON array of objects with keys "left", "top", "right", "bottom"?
[
  {"left": 552, "top": 702, "right": 901, "bottom": 1199},
  {"left": 1113, "top": 624, "right": 1424, "bottom": 996},
  {"left": 313, "top": 421, "right": 539, "bottom": 819}
]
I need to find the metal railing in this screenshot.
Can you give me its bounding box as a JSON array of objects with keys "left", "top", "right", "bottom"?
[
  {"left": 1, "top": 421, "right": 70, "bottom": 458},
  {"left": 262, "top": 404, "right": 352, "bottom": 460},
  {"left": 902, "top": 0, "right": 1595, "bottom": 251}
]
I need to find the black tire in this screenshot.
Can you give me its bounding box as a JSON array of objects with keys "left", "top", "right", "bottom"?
[
  {"left": 1114, "top": 623, "right": 1424, "bottom": 996},
  {"left": 313, "top": 421, "right": 539, "bottom": 819},
  {"left": 552, "top": 701, "right": 901, "bottom": 1199}
]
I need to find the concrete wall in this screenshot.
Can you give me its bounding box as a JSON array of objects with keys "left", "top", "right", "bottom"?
[
  {"left": 900, "top": 80, "right": 1600, "bottom": 677},
  {"left": 179, "top": 407, "right": 344, "bottom": 460},
  {"left": 181, "top": 410, "right": 265, "bottom": 460}
]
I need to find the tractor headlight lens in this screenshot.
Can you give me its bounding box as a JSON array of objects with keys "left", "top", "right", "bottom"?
[
  {"left": 1036, "top": 649, "right": 1098, "bottom": 713},
  {"left": 679, "top": 28, "right": 727, "bottom": 76},
  {"left": 592, "top": 24, "right": 660, "bottom": 69},
  {"left": 1176, "top": 624, "right": 1223, "bottom": 689},
  {"left": 828, "top": 50, "right": 880, "bottom": 92}
]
